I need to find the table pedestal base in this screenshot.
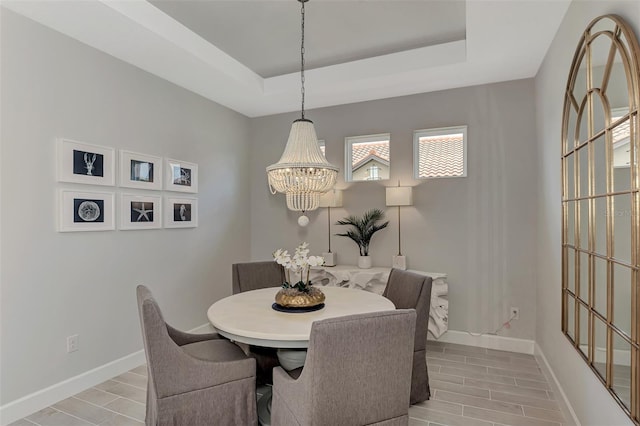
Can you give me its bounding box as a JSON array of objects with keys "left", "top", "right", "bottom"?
[
  {"left": 258, "top": 349, "right": 308, "bottom": 425},
  {"left": 257, "top": 388, "right": 272, "bottom": 426},
  {"left": 277, "top": 348, "right": 307, "bottom": 371}
]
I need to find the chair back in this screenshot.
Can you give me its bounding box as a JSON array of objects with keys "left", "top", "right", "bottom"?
[
  {"left": 136, "top": 286, "right": 187, "bottom": 397},
  {"left": 383, "top": 269, "right": 433, "bottom": 352},
  {"left": 136, "top": 285, "right": 167, "bottom": 423},
  {"left": 136, "top": 285, "right": 168, "bottom": 367},
  {"left": 232, "top": 261, "right": 285, "bottom": 294},
  {"left": 301, "top": 310, "right": 416, "bottom": 425},
  {"left": 136, "top": 285, "right": 258, "bottom": 425},
  {"left": 136, "top": 285, "right": 198, "bottom": 398}
]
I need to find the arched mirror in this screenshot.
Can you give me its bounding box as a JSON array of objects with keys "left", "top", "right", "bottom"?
[{"left": 562, "top": 15, "right": 640, "bottom": 423}]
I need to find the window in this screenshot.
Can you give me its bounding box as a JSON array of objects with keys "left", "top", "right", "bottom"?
[
  {"left": 345, "top": 133, "right": 390, "bottom": 182},
  {"left": 318, "top": 139, "right": 326, "bottom": 157},
  {"left": 413, "top": 126, "right": 467, "bottom": 179},
  {"left": 367, "top": 165, "right": 381, "bottom": 180}
]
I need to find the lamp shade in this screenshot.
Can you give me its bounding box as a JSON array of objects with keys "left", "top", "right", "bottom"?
[
  {"left": 319, "top": 189, "right": 343, "bottom": 208},
  {"left": 386, "top": 186, "right": 413, "bottom": 206}
]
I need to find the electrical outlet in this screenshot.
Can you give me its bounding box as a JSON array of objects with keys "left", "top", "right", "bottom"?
[
  {"left": 510, "top": 307, "right": 520, "bottom": 320},
  {"left": 67, "top": 334, "right": 79, "bottom": 353}
]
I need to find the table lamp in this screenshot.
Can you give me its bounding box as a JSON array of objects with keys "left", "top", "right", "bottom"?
[
  {"left": 385, "top": 185, "right": 413, "bottom": 270},
  {"left": 319, "top": 189, "right": 343, "bottom": 266}
]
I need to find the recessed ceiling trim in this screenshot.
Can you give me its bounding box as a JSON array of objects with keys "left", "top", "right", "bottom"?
[
  {"left": 2, "top": 0, "right": 571, "bottom": 118},
  {"left": 100, "top": 0, "right": 263, "bottom": 91},
  {"left": 264, "top": 40, "right": 467, "bottom": 95}
]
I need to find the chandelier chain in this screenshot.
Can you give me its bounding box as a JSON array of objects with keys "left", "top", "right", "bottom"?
[{"left": 300, "top": 0, "right": 305, "bottom": 119}]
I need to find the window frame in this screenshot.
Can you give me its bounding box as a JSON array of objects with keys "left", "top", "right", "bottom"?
[
  {"left": 413, "top": 125, "right": 467, "bottom": 179},
  {"left": 318, "top": 139, "right": 326, "bottom": 158},
  {"left": 344, "top": 133, "right": 391, "bottom": 183},
  {"left": 367, "top": 164, "right": 381, "bottom": 180}
]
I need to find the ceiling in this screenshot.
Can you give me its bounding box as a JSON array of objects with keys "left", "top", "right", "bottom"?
[
  {"left": 150, "top": 1, "right": 467, "bottom": 78},
  {"left": 3, "top": 0, "right": 571, "bottom": 118}
]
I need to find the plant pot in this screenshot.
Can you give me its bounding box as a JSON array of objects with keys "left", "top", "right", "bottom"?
[{"left": 358, "top": 255, "right": 372, "bottom": 269}]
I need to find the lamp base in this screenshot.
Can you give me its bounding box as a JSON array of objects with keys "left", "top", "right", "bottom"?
[
  {"left": 323, "top": 252, "right": 337, "bottom": 267},
  {"left": 392, "top": 255, "right": 407, "bottom": 270}
]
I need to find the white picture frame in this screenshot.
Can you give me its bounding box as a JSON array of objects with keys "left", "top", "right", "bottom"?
[
  {"left": 165, "top": 196, "right": 198, "bottom": 228},
  {"left": 59, "top": 190, "right": 115, "bottom": 232},
  {"left": 57, "top": 138, "right": 115, "bottom": 186},
  {"left": 165, "top": 158, "right": 198, "bottom": 193},
  {"left": 119, "top": 151, "right": 163, "bottom": 190},
  {"left": 120, "top": 194, "right": 162, "bottom": 230}
]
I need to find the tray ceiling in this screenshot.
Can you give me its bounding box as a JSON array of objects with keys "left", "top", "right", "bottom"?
[{"left": 2, "top": 0, "right": 570, "bottom": 117}]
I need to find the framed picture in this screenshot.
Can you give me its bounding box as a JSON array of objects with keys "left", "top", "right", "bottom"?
[
  {"left": 165, "top": 158, "right": 198, "bottom": 193},
  {"left": 120, "top": 194, "right": 162, "bottom": 230},
  {"left": 59, "top": 190, "right": 115, "bottom": 232},
  {"left": 120, "top": 151, "right": 162, "bottom": 190},
  {"left": 165, "top": 196, "right": 198, "bottom": 228},
  {"left": 57, "top": 138, "right": 115, "bottom": 186}
]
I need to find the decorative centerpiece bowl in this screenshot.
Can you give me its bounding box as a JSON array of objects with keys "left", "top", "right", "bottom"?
[
  {"left": 273, "top": 242, "right": 325, "bottom": 311},
  {"left": 275, "top": 286, "right": 325, "bottom": 308}
]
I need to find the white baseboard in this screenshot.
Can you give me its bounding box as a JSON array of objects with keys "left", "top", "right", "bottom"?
[
  {"left": 535, "top": 343, "right": 581, "bottom": 426},
  {"left": 434, "top": 329, "right": 535, "bottom": 354},
  {"left": 0, "top": 323, "right": 212, "bottom": 426},
  {"left": 190, "top": 323, "right": 215, "bottom": 334},
  {"left": 0, "top": 350, "right": 145, "bottom": 426}
]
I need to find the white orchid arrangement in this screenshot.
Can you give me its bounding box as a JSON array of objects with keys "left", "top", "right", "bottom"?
[{"left": 273, "top": 242, "right": 324, "bottom": 292}]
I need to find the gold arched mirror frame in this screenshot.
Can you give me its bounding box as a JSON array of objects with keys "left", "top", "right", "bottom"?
[{"left": 562, "top": 14, "right": 640, "bottom": 423}]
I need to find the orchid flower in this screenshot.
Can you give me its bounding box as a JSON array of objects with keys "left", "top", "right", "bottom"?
[{"left": 273, "top": 242, "right": 325, "bottom": 291}]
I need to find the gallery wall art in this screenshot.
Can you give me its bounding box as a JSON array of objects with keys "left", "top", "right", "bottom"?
[
  {"left": 165, "top": 196, "right": 198, "bottom": 228},
  {"left": 59, "top": 190, "right": 115, "bottom": 232},
  {"left": 120, "top": 194, "right": 162, "bottom": 230},
  {"left": 165, "top": 158, "right": 198, "bottom": 193},
  {"left": 57, "top": 139, "right": 115, "bottom": 186},
  {"left": 56, "top": 138, "right": 198, "bottom": 232},
  {"left": 119, "top": 150, "right": 163, "bottom": 191}
]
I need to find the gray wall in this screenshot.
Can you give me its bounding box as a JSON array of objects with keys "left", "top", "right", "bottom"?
[
  {"left": 249, "top": 80, "right": 539, "bottom": 339},
  {"left": 0, "top": 10, "right": 251, "bottom": 404},
  {"left": 534, "top": 0, "right": 639, "bottom": 424}
]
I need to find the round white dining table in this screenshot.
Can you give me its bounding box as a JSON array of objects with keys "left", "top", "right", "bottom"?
[{"left": 207, "top": 286, "right": 396, "bottom": 348}]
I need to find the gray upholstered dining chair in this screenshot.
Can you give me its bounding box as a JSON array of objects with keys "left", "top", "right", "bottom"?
[
  {"left": 271, "top": 310, "right": 416, "bottom": 426},
  {"left": 232, "top": 261, "right": 285, "bottom": 294},
  {"left": 136, "top": 285, "right": 258, "bottom": 426},
  {"left": 383, "top": 269, "right": 433, "bottom": 404},
  {"left": 231, "top": 261, "right": 286, "bottom": 385}
]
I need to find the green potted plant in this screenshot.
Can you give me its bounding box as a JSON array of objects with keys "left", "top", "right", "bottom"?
[{"left": 335, "top": 208, "right": 389, "bottom": 269}]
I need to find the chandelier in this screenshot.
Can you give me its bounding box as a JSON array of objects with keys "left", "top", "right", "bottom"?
[{"left": 266, "top": 0, "right": 338, "bottom": 213}]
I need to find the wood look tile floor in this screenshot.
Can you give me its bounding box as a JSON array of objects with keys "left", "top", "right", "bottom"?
[
  {"left": 412, "top": 341, "right": 568, "bottom": 426},
  {"left": 11, "top": 341, "right": 567, "bottom": 426}
]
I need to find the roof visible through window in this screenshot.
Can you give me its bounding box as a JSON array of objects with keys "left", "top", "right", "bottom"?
[{"left": 417, "top": 133, "right": 464, "bottom": 178}]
